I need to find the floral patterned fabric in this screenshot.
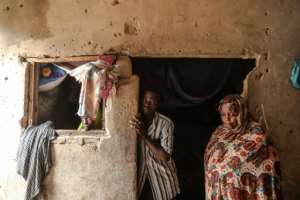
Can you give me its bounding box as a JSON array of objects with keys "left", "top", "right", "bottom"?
[{"left": 204, "top": 95, "right": 282, "bottom": 200}]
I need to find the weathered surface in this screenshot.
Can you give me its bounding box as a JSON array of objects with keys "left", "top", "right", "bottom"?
[
  {"left": 0, "top": 0, "right": 299, "bottom": 199},
  {"left": 0, "top": 58, "right": 139, "bottom": 200},
  {"left": 43, "top": 76, "right": 139, "bottom": 200},
  {"left": 0, "top": 58, "right": 27, "bottom": 200}
]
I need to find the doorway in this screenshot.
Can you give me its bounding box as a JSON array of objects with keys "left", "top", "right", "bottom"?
[{"left": 132, "top": 57, "right": 255, "bottom": 200}]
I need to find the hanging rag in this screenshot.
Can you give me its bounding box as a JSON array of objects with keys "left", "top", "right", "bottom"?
[
  {"left": 69, "top": 56, "right": 120, "bottom": 120},
  {"left": 16, "top": 121, "right": 57, "bottom": 200},
  {"left": 290, "top": 57, "right": 300, "bottom": 89}
]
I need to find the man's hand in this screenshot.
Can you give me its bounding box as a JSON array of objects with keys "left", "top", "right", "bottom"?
[
  {"left": 129, "top": 114, "right": 146, "bottom": 136},
  {"left": 129, "top": 115, "right": 170, "bottom": 162}
]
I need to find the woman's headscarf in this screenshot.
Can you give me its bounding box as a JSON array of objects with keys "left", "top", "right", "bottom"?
[{"left": 218, "top": 95, "right": 248, "bottom": 134}]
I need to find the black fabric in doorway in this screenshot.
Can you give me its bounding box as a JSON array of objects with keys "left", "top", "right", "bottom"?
[{"left": 132, "top": 57, "right": 255, "bottom": 200}]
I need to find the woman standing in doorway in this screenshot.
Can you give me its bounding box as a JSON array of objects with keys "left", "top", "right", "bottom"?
[{"left": 204, "top": 95, "right": 282, "bottom": 200}]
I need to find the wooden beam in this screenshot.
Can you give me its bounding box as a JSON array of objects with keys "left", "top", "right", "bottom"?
[
  {"left": 27, "top": 62, "right": 39, "bottom": 126},
  {"left": 33, "top": 63, "right": 39, "bottom": 125},
  {"left": 21, "top": 62, "right": 30, "bottom": 128},
  {"left": 26, "top": 55, "right": 99, "bottom": 63},
  {"left": 27, "top": 62, "right": 34, "bottom": 126}
]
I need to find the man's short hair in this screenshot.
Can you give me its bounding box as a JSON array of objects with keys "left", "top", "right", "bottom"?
[{"left": 142, "top": 88, "right": 162, "bottom": 103}]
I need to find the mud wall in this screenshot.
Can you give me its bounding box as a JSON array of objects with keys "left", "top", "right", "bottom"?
[{"left": 0, "top": 0, "right": 299, "bottom": 199}]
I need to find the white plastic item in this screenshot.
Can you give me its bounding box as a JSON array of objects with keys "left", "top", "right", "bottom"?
[{"left": 39, "top": 74, "right": 67, "bottom": 92}]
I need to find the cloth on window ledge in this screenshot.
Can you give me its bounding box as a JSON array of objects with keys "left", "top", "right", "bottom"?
[
  {"left": 290, "top": 57, "right": 300, "bottom": 89},
  {"left": 16, "top": 121, "right": 57, "bottom": 200},
  {"left": 69, "top": 55, "right": 120, "bottom": 120}
]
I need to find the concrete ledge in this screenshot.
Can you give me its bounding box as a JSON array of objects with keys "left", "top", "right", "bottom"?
[{"left": 52, "top": 129, "right": 108, "bottom": 145}]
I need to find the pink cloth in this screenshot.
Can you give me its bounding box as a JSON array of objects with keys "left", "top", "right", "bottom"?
[{"left": 69, "top": 55, "right": 119, "bottom": 119}]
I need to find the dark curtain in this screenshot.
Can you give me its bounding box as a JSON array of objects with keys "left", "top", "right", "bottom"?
[{"left": 132, "top": 58, "right": 254, "bottom": 108}]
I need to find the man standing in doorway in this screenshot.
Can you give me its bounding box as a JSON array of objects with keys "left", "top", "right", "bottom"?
[{"left": 130, "top": 90, "right": 180, "bottom": 200}]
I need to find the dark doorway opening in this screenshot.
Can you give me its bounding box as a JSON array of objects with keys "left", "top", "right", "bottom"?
[{"left": 132, "top": 57, "right": 255, "bottom": 200}]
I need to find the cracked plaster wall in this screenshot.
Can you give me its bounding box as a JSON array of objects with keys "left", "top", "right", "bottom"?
[{"left": 0, "top": 0, "right": 300, "bottom": 199}]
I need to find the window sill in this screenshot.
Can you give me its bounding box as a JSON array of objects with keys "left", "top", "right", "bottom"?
[{"left": 52, "top": 129, "right": 108, "bottom": 145}]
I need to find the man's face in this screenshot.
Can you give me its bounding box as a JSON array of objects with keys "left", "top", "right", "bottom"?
[{"left": 142, "top": 91, "right": 159, "bottom": 115}]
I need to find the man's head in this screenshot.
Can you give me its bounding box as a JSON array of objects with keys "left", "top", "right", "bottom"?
[
  {"left": 142, "top": 90, "right": 160, "bottom": 115},
  {"left": 82, "top": 117, "right": 93, "bottom": 130}
]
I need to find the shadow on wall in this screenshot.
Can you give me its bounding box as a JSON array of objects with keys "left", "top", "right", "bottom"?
[{"left": 132, "top": 57, "right": 255, "bottom": 200}]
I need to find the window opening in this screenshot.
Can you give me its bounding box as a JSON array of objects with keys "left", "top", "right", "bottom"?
[{"left": 25, "top": 55, "right": 119, "bottom": 131}]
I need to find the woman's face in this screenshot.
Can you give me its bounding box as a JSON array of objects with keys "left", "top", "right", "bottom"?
[{"left": 220, "top": 103, "right": 238, "bottom": 129}]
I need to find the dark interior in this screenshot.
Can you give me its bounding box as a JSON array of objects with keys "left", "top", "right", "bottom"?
[
  {"left": 132, "top": 57, "right": 255, "bottom": 200},
  {"left": 38, "top": 74, "right": 81, "bottom": 129}
]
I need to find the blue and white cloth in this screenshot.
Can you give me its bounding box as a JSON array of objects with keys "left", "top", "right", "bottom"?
[
  {"left": 16, "top": 121, "right": 56, "bottom": 200},
  {"left": 290, "top": 57, "right": 300, "bottom": 89}
]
